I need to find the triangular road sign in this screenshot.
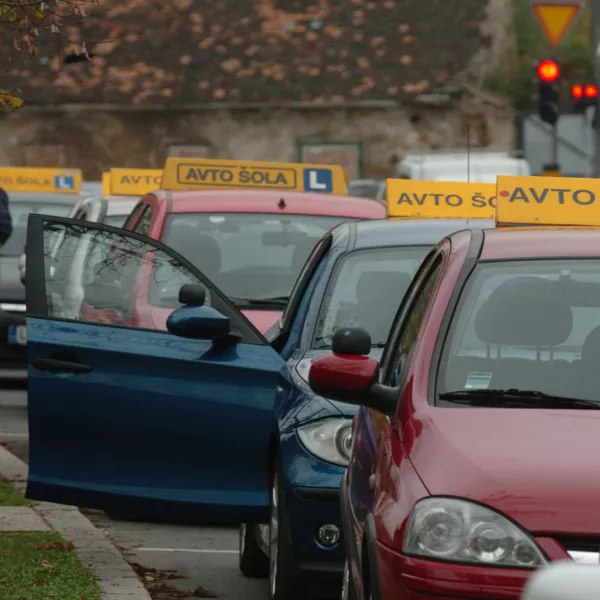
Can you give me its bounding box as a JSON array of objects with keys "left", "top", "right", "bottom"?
[{"left": 531, "top": 2, "right": 583, "bottom": 47}]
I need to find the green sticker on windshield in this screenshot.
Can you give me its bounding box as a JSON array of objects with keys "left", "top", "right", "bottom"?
[{"left": 465, "top": 372, "right": 492, "bottom": 390}]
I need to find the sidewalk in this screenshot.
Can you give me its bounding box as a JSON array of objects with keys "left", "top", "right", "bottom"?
[{"left": 0, "top": 444, "right": 151, "bottom": 600}]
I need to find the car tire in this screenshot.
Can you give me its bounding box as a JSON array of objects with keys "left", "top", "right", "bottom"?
[
  {"left": 269, "top": 460, "right": 303, "bottom": 600},
  {"left": 239, "top": 523, "right": 269, "bottom": 577}
]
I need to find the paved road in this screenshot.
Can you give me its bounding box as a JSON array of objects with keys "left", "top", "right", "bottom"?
[{"left": 0, "top": 388, "right": 268, "bottom": 600}]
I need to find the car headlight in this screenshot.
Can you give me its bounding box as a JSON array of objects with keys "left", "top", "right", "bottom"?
[
  {"left": 403, "top": 498, "right": 546, "bottom": 568},
  {"left": 297, "top": 418, "right": 353, "bottom": 466}
]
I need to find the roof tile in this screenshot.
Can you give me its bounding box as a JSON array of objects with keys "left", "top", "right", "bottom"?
[{"left": 2, "top": 0, "right": 493, "bottom": 105}]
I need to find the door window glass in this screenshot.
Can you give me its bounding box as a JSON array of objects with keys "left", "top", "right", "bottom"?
[
  {"left": 386, "top": 258, "right": 442, "bottom": 388},
  {"left": 43, "top": 220, "right": 203, "bottom": 329}
]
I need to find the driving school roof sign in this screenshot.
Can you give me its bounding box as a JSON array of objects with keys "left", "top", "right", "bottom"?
[
  {"left": 386, "top": 179, "right": 496, "bottom": 219},
  {"left": 496, "top": 175, "right": 600, "bottom": 225},
  {"left": 161, "top": 158, "right": 348, "bottom": 195},
  {"left": 0, "top": 167, "right": 82, "bottom": 194},
  {"left": 531, "top": 0, "right": 584, "bottom": 47},
  {"left": 107, "top": 168, "right": 163, "bottom": 196}
]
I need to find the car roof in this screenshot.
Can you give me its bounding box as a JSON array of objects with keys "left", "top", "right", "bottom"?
[
  {"left": 158, "top": 189, "right": 387, "bottom": 218},
  {"left": 8, "top": 192, "right": 81, "bottom": 204},
  {"left": 479, "top": 227, "right": 600, "bottom": 260},
  {"left": 343, "top": 218, "right": 497, "bottom": 251}
]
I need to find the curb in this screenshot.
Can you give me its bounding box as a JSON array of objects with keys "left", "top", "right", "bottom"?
[{"left": 0, "top": 444, "right": 151, "bottom": 600}]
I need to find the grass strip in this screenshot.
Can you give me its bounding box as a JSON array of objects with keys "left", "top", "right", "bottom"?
[
  {"left": 0, "top": 532, "right": 101, "bottom": 599},
  {"left": 0, "top": 476, "right": 30, "bottom": 506}
]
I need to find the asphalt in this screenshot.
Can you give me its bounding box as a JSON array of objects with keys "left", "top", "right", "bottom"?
[{"left": 0, "top": 388, "right": 269, "bottom": 600}]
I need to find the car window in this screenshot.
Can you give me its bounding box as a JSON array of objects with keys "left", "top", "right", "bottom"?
[
  {"left": 438, "top": 259, "right": 600, "bottom": 404},
  {"left": 2, "top": 203, "right": 73, "bottom": 257},
  {"left": 132, "top": 205, "right": 153, "bottom": 237},
  {"left": 122, "top": 201, "right": 145, "bottom": 230},
  {"left": 280, "top": 236, "right": 329, "bottom": 331},
  {"left": 313, "top": 246, "right": 430, "bottom": 348},
  {"left": 386, "top": 257, "right": 443, "bottom": 388},
  {"left": 157, "top": 213, "right": 347, "bottom": 308},
  {"left": 43, "top": 221, "right": 202, "bottom": 329}
]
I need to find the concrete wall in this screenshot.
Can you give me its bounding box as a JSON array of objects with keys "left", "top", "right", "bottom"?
[{"left": 0, "top": 101, "right": 515, "bottom": 179}]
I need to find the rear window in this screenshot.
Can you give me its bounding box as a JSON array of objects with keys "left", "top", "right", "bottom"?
[
  {"left": 3, "top": 202, "right": 72, "bottom": 256},
  {"left": 438, "top": 259, "right": 600, "bottom": 405},
  {"left": 157, "top": 212, "right": 349, "bottom": 307}
]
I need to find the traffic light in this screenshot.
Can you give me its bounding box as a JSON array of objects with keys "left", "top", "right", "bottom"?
[
  {"left": 571, "top": 83, "right": 598, "bottom": 113},
  {"left": 536, "top": 59, "right": 560, "bottom": 126}
]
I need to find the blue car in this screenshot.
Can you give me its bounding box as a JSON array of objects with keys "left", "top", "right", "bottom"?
[{"left": 24, "top": 214, "right": 493, "bottom": 600}]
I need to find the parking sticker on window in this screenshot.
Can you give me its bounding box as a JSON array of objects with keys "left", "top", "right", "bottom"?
[{"left": 465, "top": 372, "right": 492, "bottom": 390}]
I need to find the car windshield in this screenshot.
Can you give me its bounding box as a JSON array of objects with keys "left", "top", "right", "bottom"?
[
  {"left": 438, "top": 259, "right": 600, "bottom": 406},
  {"left": 313, "top": 246, "right": 429, "bottom": 348},
  {"left": 160, "top": 213, "right": 349, "bottom": 306},
  {"left": 2, "top": 201, "right": 73, "bottom": 256}
]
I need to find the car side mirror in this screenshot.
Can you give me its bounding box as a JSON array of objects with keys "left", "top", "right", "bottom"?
[
  {"left": 521, "top": 562, "right": 600, "bottom": 600},
  {"left": 309, "top": 327, "right": 398, "bottom": 416},
  {"left": 166, "top": 283, "right": 231, "bottom": 340}
]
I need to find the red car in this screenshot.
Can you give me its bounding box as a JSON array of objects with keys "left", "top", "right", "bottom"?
[
  {"left": 307, "top": 175, "right": 600, "bottom": 600},
  {"left": 121, "top": 159, "right": 386, "bottom": 333}
]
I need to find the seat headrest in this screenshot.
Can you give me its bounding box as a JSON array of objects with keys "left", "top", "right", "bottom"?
[
  {"left": 474, "top": 276, "right": 573, "bottom": 346},
  {"left": 356, "top": 271, "right": 413, "bottom": 305},
  {"left": 582, "top": 326, "right": 600, "bottom": 361}
]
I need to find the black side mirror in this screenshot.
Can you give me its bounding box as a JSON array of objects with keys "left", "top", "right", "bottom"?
[
  {"left": 179, "top": 283, "right": 206, "bottom": 307},
  {"left": 332, "top": 328, "right": 371, "bottom": 355}
]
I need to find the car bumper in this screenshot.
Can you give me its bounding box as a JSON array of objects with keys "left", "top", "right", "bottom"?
[
  {"left": 279, "top": 431, "right": 346, "bottom": 597},
  {"left": 377, "top": 542, "right": 531, "bottom": 600},
  {"left": 0, "top": 309, "right": 27, "bottom": 376}
]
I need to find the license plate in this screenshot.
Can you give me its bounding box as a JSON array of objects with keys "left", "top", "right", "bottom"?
[{"left": 8, "top": 325, "right": 26, "bottom": 346}]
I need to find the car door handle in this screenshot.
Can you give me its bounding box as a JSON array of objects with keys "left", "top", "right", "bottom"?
[{"left": 32, "top": 358, "right": 92, "bottom": 374}]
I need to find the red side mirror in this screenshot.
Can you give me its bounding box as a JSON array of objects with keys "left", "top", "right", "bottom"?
[{"left": 308, "top": 354, "right": 378, "bottom": 403}]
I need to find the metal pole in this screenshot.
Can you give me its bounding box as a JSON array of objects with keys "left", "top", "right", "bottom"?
[
  {"left": 593, "top": 0, "right": 600, "bottom": 176},
  {"left": 552, "top": 123, "right": 559, "bottom": 165}
]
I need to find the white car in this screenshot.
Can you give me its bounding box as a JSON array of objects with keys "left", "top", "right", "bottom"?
[
  {"left": 522, "top": 562, "right": 600, "bottom": 600},
  {"left": 18, "top": 194, "right": 138, "bottom": 285}
]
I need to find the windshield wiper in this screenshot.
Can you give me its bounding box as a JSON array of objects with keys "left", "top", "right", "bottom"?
[
  {"left": 229, "top": 296, "right": 289, "bottom": 307},
  {"left": 439, "top": 389, "right": 600, "bottom": 410}
]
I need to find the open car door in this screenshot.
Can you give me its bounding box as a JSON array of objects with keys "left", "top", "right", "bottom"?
[{"left": 25, "top": 214, "right": 289, "bottom": 524}]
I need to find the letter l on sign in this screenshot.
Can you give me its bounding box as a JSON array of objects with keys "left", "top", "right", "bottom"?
[{"left": 303, "top": 168, "right": 333, "bottom": 193}]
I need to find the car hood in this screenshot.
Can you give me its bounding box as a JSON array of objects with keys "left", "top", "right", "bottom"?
[
  {"left": 0, "top": 256, "right": 24, "bottom": 302},
  {"left": 408, "top": 407, "right": 600, "bottom": 535},
  {"left": 242, "top": 309, "right": 281, "bottom": 334}
]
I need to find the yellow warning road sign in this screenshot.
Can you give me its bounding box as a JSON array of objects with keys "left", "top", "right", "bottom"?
[{"left": 531, "top": 0, "right": 583, "bottom": 47}]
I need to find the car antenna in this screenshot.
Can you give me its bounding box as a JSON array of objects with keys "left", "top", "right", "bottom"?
[
  {"left": 467, "top": 121, "right": 471, "bottom": 182},
  {"left": 278, "top": 198, "right": 286, "bottom": 209}
]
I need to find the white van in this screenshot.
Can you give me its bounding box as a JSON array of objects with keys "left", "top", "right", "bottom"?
[{"left": 396, "top": 150, "right": 531, "bottom": 183}]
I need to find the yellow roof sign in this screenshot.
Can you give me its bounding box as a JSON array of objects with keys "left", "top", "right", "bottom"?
[
  {"left": 107, "top": 168, "right": 163, "bottom": 196},
  {"left": 496, "top": 175, "right": 600, "bottom": 225},
  {"left": 386, "top": 179, "right": 496, "bottom": 219},
  {"left": 531, "top": 1, "right": 583, "bottom": 47},
  {"left": 102, "top": 172, "right": 111, "bottom": 196},
  {"left": 0, "top": 167, "right": 82, "bottom": 194},
  {"left": 161, "top": 158, "right": 348, "bottom": 195}
]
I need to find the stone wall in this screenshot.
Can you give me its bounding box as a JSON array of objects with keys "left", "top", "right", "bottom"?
[{"left": 0, "top": 100, "right": 515, "bottom": 180}]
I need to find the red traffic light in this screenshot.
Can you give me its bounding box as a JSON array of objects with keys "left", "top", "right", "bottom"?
[
  {"left": 584, "top": 84, "right": 598, "bottom": 99},
  {"left": 572, "top": 84, "right": 584, "bottom": 99},
  {"left": 537, "top": 59, "right": 560, "bottom": 83}
]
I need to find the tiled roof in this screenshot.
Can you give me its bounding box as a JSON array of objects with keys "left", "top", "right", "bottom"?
[{"left": 3, "top": 0, "right": 493, "bottom": 106}]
